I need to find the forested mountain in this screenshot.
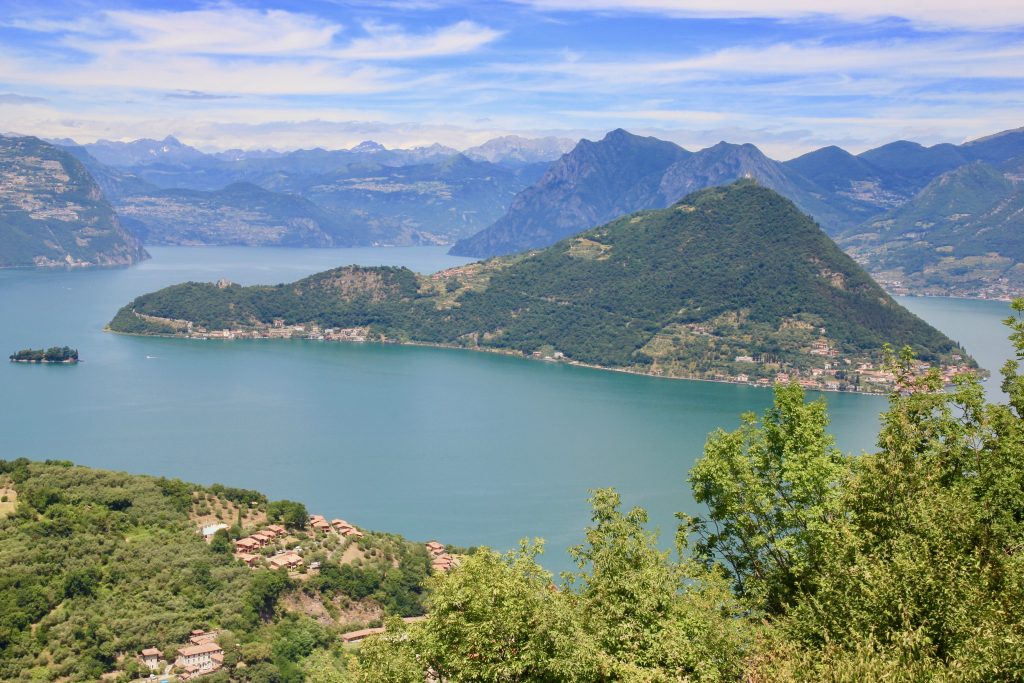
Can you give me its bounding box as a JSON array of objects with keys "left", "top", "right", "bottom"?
[
  {"left": 841, "top": 162, "right": 1024, "bottom": 297},
  {"left": 450, "top": 130, "right": 897, "bottom": 259},
  {"left": 110, "top": 182, "right": 967, "bottom": 390},
  {"left": 449, "top": 129, "right": 691, "bottom": 257},
  {"left": 0, "top": 136, "right": 147, "bottom": 268},
  {"left": 657, "top": 141, "right": 871, "bottom": 230},
  {"left": 451, "top": 126, "right": 1024, "bottom": 297}
]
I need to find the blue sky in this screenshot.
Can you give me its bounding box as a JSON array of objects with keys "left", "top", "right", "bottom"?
[{"left": 1, "top": 0, "right": 1022, "bottom": 158}]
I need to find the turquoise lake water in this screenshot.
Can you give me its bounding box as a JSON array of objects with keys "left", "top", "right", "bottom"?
[{"left": 0, "top": 246, "right": 1015, "bottom": 572}]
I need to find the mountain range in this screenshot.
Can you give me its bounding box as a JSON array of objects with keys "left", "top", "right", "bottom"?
[
  {"left": 52, "top": 137, "right": 556, "bottom": 246},
  {"left": 449, "top": 127, "right": 1024, "bottom": 297},
  {"left": 110, "top": 182, "right": 967, "bottom": 391},
  {"left": 840, "top": 161, "right": 1024, "bottom": 298},
  {"left": 5, "top": 126, "right": 1023, "bottom": 297}
]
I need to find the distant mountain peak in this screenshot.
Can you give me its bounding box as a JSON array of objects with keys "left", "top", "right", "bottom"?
[
  {"left": 351, "top": 140, "right": 387, "bottom": 153},
  {"left": 463, "top": 135, "right": 577, "bottom": 166}
]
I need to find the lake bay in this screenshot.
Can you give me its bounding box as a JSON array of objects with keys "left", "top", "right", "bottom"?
[{"left": 0, "top": 246, "right": 1014, "bottom": 572}]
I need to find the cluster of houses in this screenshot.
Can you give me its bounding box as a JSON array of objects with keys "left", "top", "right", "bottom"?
[
  {"left": 178, "top": 318, "right": 372, "bottom": 343},
  {"left": 425, "top": 540, "right": 461, "bottom": 572},
  {"left": 139, "top": 630, "right": 223, "bottom": 678},
  {"left": 311, "top": 513, "right": 365, "bottom": 540},
  {"left": 233, "top": 523, "right": 288, "bottom": 566},
  {"left": 227, "top": 514, "right": 367, "bottom": 571}
]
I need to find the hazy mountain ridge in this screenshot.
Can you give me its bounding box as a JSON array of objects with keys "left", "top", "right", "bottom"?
[
  {"left": 463, "top": 135, "right": 577, "bottom": 166},
  {"left": 48, "top": 137, "right": 554, "bottom": 246},
  {"left": 0, "top": 135, "right": 147, "bottom": 268},
  {"left": 841, "top": 161, "right": 1024, "bottom": 298},
  {"left": 114, "top": 182, "right": 363, "bottom": 247},
  {"left": 111, "top": 182, "right": 967, "bottom": 391}
]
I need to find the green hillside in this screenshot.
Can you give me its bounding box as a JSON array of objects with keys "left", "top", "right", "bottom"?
[
  {"left": 110, "top": 182, "right": 969, "bottom": 391},
  {"left": 0, "top": 136, "right": 147, "bottom": 268},
  {"left": 842, "top": 162, "right": 1024, "bottom": 298},
  {"left": 0, "top": 459, "right": 432, "bottom": 682}
]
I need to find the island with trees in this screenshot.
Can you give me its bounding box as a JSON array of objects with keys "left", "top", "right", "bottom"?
[
  {"left": 8, "top": 346, "right": 79, "bottom": 363},
  {"left": 109, "top": 182, "right": 974, "bottom": 393}
]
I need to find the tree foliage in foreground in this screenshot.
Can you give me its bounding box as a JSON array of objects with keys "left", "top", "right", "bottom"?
[{"left": 358, "top": 300, "right": 1024, "bottom": 681}]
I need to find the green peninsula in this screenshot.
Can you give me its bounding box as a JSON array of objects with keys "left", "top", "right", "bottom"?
[{"left": 109, "top": 182, "right": 971, "bottom": 392}]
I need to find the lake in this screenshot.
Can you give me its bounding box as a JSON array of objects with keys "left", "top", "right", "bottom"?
[{"left": 0, "top": 247, "right": 1015, "bottom": 572}]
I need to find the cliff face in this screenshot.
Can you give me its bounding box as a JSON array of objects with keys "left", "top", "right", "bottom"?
[{"left": 0, "top": 135, "right": 147, "bottom": 268}]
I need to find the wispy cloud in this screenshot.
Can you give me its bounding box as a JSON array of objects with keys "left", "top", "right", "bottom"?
[
  {"left": 164, "top": 90, "right": 239, "bottom": 101},
  {"left": 331, "top": 20, "right": 502, "bottom": 59},
  {"left": 0, "top": 92, "right": 47, "bottom": 104},
  {"left": 510, "top": 0, "right": 1024, "bottom": 29},
  {"left": 0, "top": 1, "right": 1020, "bottom": 157}
]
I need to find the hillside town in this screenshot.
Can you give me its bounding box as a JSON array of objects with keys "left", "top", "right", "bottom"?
[{"left": 124, "top": 501, "right": 462, "bottom": 681}]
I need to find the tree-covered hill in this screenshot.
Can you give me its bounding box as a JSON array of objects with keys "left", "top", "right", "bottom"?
[
  {"left": 110, "top": 182, "right": 969, "bottom": 390},
  {"left": 0, "top": 136, "right": 148, "bottom": 268}
]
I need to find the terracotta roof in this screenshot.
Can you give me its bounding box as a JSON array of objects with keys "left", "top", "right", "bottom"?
[
  {"left": 177, "top": 642, "right": 222, "bottom": 657},
  {"left": 141, "top": 648, "right": 162, "bottom": 657},
  {"left": 341, "top": 626, "right": 385, "bottom": 643}
]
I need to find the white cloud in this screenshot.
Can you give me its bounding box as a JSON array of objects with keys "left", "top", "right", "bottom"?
[
  {"left": 511, "top": 0, "right": 1024, "bottom": 29},
  {"left": 331, "top": 21, "right": 502, "bottom": 59},
  {"left": 485, "top": 36, "right": 1024, "bottom": 95},
  {"left": 14, "top": 5, "right": 500, "bottom": 62},
  {"left": 0, "top": 5, "right": 501, "bottom": 96}
]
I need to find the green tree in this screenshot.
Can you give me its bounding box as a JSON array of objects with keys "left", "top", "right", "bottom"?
[
  {"left": 356, "top": 618, "right": 427, "bottom": 683},
  {"left": 266, "top": 500, "right": 308, "bottom": 530},
  {"left": 685, "top": 382, "right": 847, "bottom": 612},
  {"left": 415, "top": 542, "right": 590, "bottom": 682},
  {"left": 569, "top": 488, "right": 748, "bottom": 681},
  {"left": 210, "top": 528, "right": 232, "bottom": 554}
]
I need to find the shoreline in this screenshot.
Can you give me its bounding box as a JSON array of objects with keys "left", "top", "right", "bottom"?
[{"left": 106, "top": 327, "right": 903, "bottom": 396}]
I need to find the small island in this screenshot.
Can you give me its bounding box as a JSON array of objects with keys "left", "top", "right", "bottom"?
[{"left": 9, "top": 346, "right": 79, "bottom": 363}]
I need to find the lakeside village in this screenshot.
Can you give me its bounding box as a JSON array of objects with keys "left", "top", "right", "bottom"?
[
  {"left": 134, "top": 303, "right": 975, "bottom": 394},
  {"left": 130, "top": 508, "right": 459, "bottom": 681}
]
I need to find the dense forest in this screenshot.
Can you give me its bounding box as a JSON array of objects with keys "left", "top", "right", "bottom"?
[{"left": 109, "top": 182, "right": 967, "bottom": 384}]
